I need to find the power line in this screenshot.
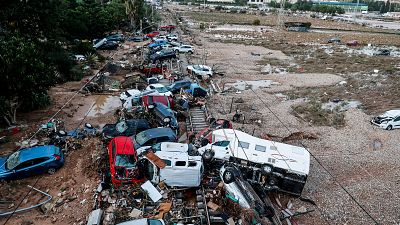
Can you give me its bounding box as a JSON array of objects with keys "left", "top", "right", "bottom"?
[{"left": 245, "top": 86, "right": 380, "bottom": 225}]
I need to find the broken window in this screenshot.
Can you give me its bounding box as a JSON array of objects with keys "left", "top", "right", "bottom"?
[
  {"left": 255, "top": 145, "right": 266, "bottom": 152},
  {"left": 238, "top": 141, "right": 250, "bottom": 149},
  {"left": 163, "top": 159, "right": 172, "bottom": 166},
  {"left": 188, "top": 161, "right": 197, "bottom": 167},
  {"left": 175, "top": 161, "right": 186, "bottom": 166},
  {"left": 212, "top": 141, "right": 230, "bottom": 147}
]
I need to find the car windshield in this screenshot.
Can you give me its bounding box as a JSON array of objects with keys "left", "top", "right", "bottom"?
[
  {"left": 193, "top": 65, "right": 201, "bottom": 70},
  {"left": 155, "top": 86, "right": 168, "bottom": 93},
  {"left": 6, "top": 151, "right": 20, "bottom": 170},
  {"left": 115, "top": 154, "right": 136, "bottom": 168},
  {"left": 148, "top": 219, "right": 163, "bottom": 225},
  {"left": 135, "top": 132, "right": 149, "bottom": 146}
]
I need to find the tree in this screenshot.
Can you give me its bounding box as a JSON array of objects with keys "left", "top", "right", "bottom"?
[{"left": 0, "top": 36, "right": 56, "bottom": 125}]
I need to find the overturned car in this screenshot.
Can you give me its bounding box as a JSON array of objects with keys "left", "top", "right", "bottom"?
[{"left": 198, "top": 129, "right": 310, "bottom": 196}]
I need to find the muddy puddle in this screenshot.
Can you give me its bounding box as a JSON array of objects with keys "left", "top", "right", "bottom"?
[{"left": 87, "top": 95, "right": 121, "bottom": 117}]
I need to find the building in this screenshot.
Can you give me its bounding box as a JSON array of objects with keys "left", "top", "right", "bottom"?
[
  {"left": 207, "top": 0, "right": 235, "bottom": 3},
  {"left": 314, "top": 1, "right": 368, "bottom": 11},
  {"left": 247, "top": 0, "right": 267, "bottom": 6}
]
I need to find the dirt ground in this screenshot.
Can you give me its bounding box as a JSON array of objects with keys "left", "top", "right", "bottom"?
[{"left": 174, "top": 4, "right": 400, "bottom": 225}]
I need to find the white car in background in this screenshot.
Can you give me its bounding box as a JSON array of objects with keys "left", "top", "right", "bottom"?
[
  {"left": 173, "top": 45, "right": 194, "bottom": 54},
  {"left": 187, "top": 64, "right": 212, "bottom": 79},
  {"left": 167, "top": 34, "right": 178, "bottom": 41},
  {"left": 145, "top": 84, "right": 173, "bottom": 97},
  {"left": 371, "top": 109, "right": 400, "bottom": 130}
]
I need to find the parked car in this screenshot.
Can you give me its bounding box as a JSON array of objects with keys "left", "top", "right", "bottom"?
[
  {"left": 102, "top": 119, "right": 151, "bottom": 140},
  {"left": 128, "top": 36, "right": 144, "bottom": 42},
  {"left": 97, "top": 40, "right": 118, "bottom": 50},
  {"left": 198, "top": 129, "right": 310, "bottom": 196},
  {"left": 370, "top": 109, "right": 400, "bottom": 130},
  {"left": 133, "top": 128, "right": 177, "bottom": 149},
  {"left": 160, "top": 25, "right": 176, "bottom": 30},
  {"left": 173, "top": 44, "right": 194, "bottom": 54},
  {"left": 117, "top": 218, "right": 165, "bottom": 225},
  {"left": 167, "top": 34, "right": 178, "bottom": 41},
  {"left": 149, "top": 39, "right": 168, "bottom": 48},
  {"left": 139, "top": 148, "right": 203, "bottom": 187},
  {"left": 139, "top": 63, "right": 167, "bottom": 74},
  {"left": 149, "top": 49, "right": 176, "bottom": 63},
  {"left": 141, "top": 95, "right": 174, "bottom": 109},
  {"left": 146, "top": 84, "right": 173, "bottom": 97},
  {"left": 328, "top": 37, "right": 341, "bottom": 43},
  {"left": 375, "top": 49, "right": 390, "bottom": 56},
  {"left": 145, "top": 31, "right": 160, "bottom": 38},
  {"left": 106, "top": 33, "right": 124, "bottom": 42},
  {"left": 184, "top": 83, "right": 208, "bottom": 97},
  {"left": 160, "top": 44, "right": 174, "bottom": 50},
  {"left": 346, "top": 40, "right": 359, "bottom": 46},
  {"left": 108, "top": 136, "right": 143, "bottom": 186},
  {"left": 187, "top": 64, "right": 213, "bottom": 79},
  {"left": 0, "top": 145, "right": 64, "bottom": 181},
  {"left": 169, "top": 41, "right": 181, "bottom": 47},
  {"left": 149, "top": 102, "right": 178, "bottom": 130},
  {"left": 166, "top": 80, "right": 192, "bottom": 94}
]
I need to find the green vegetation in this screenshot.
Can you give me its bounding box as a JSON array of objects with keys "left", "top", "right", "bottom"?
[
  {"left": 253, "top": 19, "right": 261, "bottom": 26},
  {"left": 0, "top": 0, "right": 150, "bottom": 126}
]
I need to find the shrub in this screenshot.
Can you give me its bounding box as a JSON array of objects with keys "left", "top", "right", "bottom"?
[{"left": 253, "top": 19, "right": 261, "bottom": 25}]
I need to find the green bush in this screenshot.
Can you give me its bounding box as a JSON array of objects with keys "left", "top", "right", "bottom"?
[{"left": 253, "top": 19, "right": 261, "bottom": 26}]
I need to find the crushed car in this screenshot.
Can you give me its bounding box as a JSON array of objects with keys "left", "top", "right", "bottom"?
[
  {"left": 0, "top": 145, "right": 64, "bottom": 180},
  {"left": 133, "top": 128, "right": 177, "bottom": 149},
  {"left": 149, "top": 102, "right": 178, "bottom": 130},
  {"left": 187, "top": 64, "right": 213, "bottom": 80},
  {"left": 108, "top": 136, "right": 143, "bottom": 186},
  {"left": 370, "top": 109, "right": 400, "bottom": 130},
  {"left": 198, "top": 129, "right": 310, "bottom": 196},
  {"left": 102, "top": 119, "right": 151, "bottom": 141}
]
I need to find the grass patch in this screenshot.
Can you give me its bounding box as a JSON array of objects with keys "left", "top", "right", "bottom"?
[{"left": 292, "top": 99, "right": 345, "bottom": 128}]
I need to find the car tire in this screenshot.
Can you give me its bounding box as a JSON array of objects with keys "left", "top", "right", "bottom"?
[
  {"left": 202, "top": 149, "right": 214, "bottom": 161},
  {"left": 139, "top": 65, "right": 144, "bottom": 70},
  {"left": 222, "top": 168, "right": 236, "bottom": 184},
  {"left": 386, "top": 125, "right": 393, "bottom": 130},
  {"left": 188, "top": 51, "right": 193, "bottom": 54},
  {"left": 200, "top": 138, "right": 210, "bottom": 147},
  {"left": 48, "top": 168, "right": 57, "bottom": 175}
]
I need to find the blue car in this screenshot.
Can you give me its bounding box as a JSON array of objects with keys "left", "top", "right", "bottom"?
[
  {"left": 0, "top": 145, "right": 64, "bottom": 181},
  {"left": 148, "top": 39, "right": 168, "bottom": 49},
  {"left": 167, "top": 80, "right": 192, "bottom": 94}
]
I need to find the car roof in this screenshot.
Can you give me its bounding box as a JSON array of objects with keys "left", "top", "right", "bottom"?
[
  {"left": 19, "top": 145, "right": 59, "bottom": 162},
  {"left": 112, "top": 136, "right": 135, "bottom": 154},
  {"left": 382, "top": 110, "right": 400, "bottom": 117},
  {"left": 150, "top": 84, "right": 165, "bottom": 88},
  {"left": 137, "top": 128, "right": 176, "bottom": 138}
]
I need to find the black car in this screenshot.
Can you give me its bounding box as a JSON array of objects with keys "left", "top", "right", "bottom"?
[
  {"left": 167, "top": 80, "right": 192, "bottom": 94},
  {"left": 133, "top": 128, "right": 177, "bottom": 149},
  {"left": 102, "top": 119, "right": 151, "bottom": 140},
  {"left": 97, "top": 40, "right": 118, "bottom": 50},
  {"left": 128, "top": 36, "right": 144, "bottom": 42},
  {"left": 328, "top": 37, "right": 341, "bottom": 43},
  {"left": 106, "top": 34, "right": 124, "bottom": 42},
  {"left": 149, "top": 102, "right": 178, "bottom": 130},
  {"left": 150, "top": 49, "right": 176, "bottom": 63},
  {"left": 375, "top": 49, "right": 390, "bottom": 56}
]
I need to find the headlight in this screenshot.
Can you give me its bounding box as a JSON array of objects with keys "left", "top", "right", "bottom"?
[
  {"left": 163, "top": 117, "right": 171, "bottom": 123},
  {"left": 263, "top": 165, "right": 272, "bottom": 173},
  {"left": 148, "top": 104, "right": 155, "bottom": 109}
]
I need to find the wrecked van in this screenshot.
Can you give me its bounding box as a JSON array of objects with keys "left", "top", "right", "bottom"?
[
  {"left": 139, "top": 150, "right": 203, "bottom": 187},
  {"left": 198, "top": 129, "right": 310, "bottom": 196}
]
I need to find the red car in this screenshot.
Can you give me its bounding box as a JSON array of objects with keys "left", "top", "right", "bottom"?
[
  {"left": 146, "top": 31, "right": 160, "bottom": 38},
  {"left": 139, "top": 63, "right": 168, "bottom": 74},
  {"left": 108, "top": 136, "right": 144, "bottom": 186},
  {"left": 141, "top": 95, "right": 174, "bottom": 109},
  {"left": 346, "top": 40, "right": 359, "bottom": 46},
  {"left": 160, "top": 25, "right": 176, "bottom": 30}
]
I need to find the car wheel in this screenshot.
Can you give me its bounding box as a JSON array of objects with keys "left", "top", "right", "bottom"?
[
  {"left": 202, "top": 149, "right": 214, "bottom": 161},
  {"left": 386, "top": 125, "right": 393, "bottom": 130},
  {"left": 139, "top": 65, "right": 144, "bottom": 70},
  {"left": 222, "top": 168, "right": 236, "bottom": 184},
  {"left": 156, "top": 64, "right": 162, "bottom": 68},
  {"left": 189, "top": 51, "right": 193, "bottom": 54},
  {"left": 48, "top": 168, "right": 57, "bottom": 175}
]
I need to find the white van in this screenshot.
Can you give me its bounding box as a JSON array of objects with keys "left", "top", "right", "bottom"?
[
  {"left": 198, "top": 129, "right": 310, "bottom": 196},
  {"left": 139, "top": 150, "right": 203, "bottom": 187}
]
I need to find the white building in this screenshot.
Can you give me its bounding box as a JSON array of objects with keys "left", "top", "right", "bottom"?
[{"left": 207, "top": 0, "right": 235, "bottom": 3}]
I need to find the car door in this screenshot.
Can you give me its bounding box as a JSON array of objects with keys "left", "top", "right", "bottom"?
[
  {"left": 31, "top": 157, "right": 51, "bottom": 174},
  {"left": 393, "top": 116, "right": 400, "bottom": 128},
  {"left": 13, "top": 160, "right": 36, "bottom": 179}
]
